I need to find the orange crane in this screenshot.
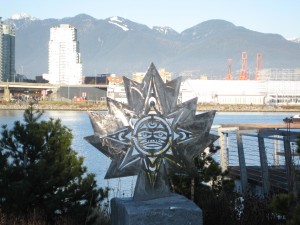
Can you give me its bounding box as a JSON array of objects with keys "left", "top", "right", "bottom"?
[
  {"left": 225, "top": 58, "right": 233, "bottom": 80},
  {"left": 254, "top": 53, "right": 262, "bottom": 80},
  {"left": 238, "top": 52, "right": 248, "bottom": 80}
]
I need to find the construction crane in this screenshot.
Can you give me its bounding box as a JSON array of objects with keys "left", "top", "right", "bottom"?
[
  {"left": 225, "top": 58, "right": 233, "bottom": 80},
  {"left": 238, "top": 52, "right": 248, "bottom": 80},
  {"left": 254, "top": 53, "right": 262, "bottom": 80}
]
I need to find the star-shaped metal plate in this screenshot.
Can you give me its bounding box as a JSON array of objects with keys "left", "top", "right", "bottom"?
[{"left": 85, "top": 63, "right": 218, "bottom": 201}]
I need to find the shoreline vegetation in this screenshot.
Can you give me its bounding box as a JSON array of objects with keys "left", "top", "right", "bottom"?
[{"left": 0, "top": 101, "right": 300, "bottom": 112}]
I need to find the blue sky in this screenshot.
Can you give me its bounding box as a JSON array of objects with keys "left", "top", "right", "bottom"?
[{"left": 1, "top": 0, "right": 299, "bottom": 39}]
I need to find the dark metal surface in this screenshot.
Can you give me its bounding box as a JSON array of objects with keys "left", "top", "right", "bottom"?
[{"left": 85, "top": 63, "right": 217, "bottom": 201}]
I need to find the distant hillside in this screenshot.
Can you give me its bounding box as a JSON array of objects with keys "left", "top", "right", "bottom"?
[{"left": 5, "top": 14, "right": 300, "bottom": 79}]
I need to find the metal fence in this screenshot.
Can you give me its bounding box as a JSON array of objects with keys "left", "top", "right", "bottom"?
[{"left": 214, "top": 124, "right": 300, "bottom": 196}]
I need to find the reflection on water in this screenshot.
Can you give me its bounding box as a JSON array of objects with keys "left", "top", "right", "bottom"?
[
  {"left": 0, "top": 110, "right": 294, "bottom": 198},
  {"left": 0, "top": 110, "right": 23, "bottom": 127}
]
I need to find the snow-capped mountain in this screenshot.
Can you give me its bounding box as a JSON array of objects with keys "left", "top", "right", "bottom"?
[
  {"left": 3, "top": 14, "right": 300, "bottom": 79},
  {"left": 5, "top": 13, "right": 40, "bottom": 30},
  {"left": 106, "top": 16, "right": 131, "bottom": 31},
  {"left": 152, "top": 26, "right": 177, "bottom": 35},
  {"left": 10, "top": 13, "right": 38, "bottom": 21},
  {"left": 288, "top": 37, "right": 300, "bottom": 44}
]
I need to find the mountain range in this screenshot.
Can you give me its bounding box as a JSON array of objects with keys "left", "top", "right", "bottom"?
[{"left": 4, "top": 14, "right": 300, "bottom": 79}]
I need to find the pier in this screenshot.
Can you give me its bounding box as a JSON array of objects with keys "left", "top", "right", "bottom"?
[{"left": 213, "top": 122, "right": 300, "bottom": 196}]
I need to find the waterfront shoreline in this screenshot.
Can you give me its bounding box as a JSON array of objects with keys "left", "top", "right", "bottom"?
[
  {"left": 198, "top": 104, "right": 300, "bottom": 112},
  {"left": 1, "top": 102, "right": 300, "bottom": 112}
]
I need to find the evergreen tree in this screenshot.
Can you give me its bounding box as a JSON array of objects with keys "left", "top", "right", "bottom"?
[
  {"left": 0, "top": 104, "right": 108, "bottom": 224},
  {"left": 170, "top": 151, "right": 234, "bottom": 201},
  {"left": 170, "top": 150, "right": 284, "bottom": 225},
  {"left": 169, "top": 150, "right": 237, "bottom": 225}
]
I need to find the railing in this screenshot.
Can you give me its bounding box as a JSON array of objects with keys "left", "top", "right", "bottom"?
[{"left": 214, "top": 123, "right": 300, "bottom": 196}]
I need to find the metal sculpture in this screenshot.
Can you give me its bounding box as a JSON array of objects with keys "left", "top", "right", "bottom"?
[{"left": 85, "top": 63, "right": 218, "bottom": 201}]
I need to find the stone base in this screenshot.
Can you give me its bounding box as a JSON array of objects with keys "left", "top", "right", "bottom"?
[{"left": 110, "top": 193, "right": 203, "bottom": 225}]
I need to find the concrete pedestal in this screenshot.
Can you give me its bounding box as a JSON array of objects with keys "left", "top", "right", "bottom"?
[{"left": 111, "top": 193, "right": 203, "bottom": 225}]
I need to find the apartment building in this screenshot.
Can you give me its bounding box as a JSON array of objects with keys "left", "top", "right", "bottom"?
[
  {"left": 0, "top": 18, "right": 15, "bottom": 82},
  {"left": 45, "top": 24, "right": 82, "bottom": 84}
]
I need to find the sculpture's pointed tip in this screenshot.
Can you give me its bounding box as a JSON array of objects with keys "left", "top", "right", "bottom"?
[
  {"left": 146, "top": 62, "right": 159, "bottom": 77},
  {"left": 150, "top": 62, "right": 155, "bottom": 68}
]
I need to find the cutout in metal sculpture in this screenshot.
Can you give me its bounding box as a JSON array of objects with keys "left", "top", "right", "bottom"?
[{"left": 85, "top": 63, "right": 218, "bottom": 201}]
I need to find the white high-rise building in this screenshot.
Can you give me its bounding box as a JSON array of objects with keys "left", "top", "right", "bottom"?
[{"left": 46, "top": 24, "right": 82, "bottom": 84}]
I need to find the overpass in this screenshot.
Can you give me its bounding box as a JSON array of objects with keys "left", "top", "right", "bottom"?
[
  {"left": 0, "top": 82, "right": 108, "bottom": 101},
  {"left": 0, "top": 82, "right": 108, "bottom": 90}
]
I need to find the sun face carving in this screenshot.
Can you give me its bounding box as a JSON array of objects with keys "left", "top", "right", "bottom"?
[
  {"left": 85, "top": 63, "right": 217, "bottom": 201},
  {"left": 133, "top": 115, "right": 172, "bottom": 155},
  {"left": 105, "top": 106, "right": 193, "bottom": 189}
]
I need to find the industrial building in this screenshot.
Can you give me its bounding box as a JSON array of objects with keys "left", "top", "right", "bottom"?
[
  {"left": 56, "top": 86, "right": 106, "bottom": 102},
  {"left": 106, "top": 69, "right": 300, "bottom": 106},
  {"left": 180, "top": 79, "right": 300, "bottom": 105},
  {"left": 132, "top": 68, "right": 172, "bottom": 83},
  {"left": 177, "top": 52, "right": 300, "bottom": 105},
  {"left": 107, "top": 79, "right": 300, "bottom": 106}
]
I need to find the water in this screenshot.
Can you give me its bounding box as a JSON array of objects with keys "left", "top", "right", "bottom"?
[
  {"left": 0, "top": 110, "right": 295, "bottom": 198},
  {"left": 213, "top": 111, "right": 294, "bottom": 124}
]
